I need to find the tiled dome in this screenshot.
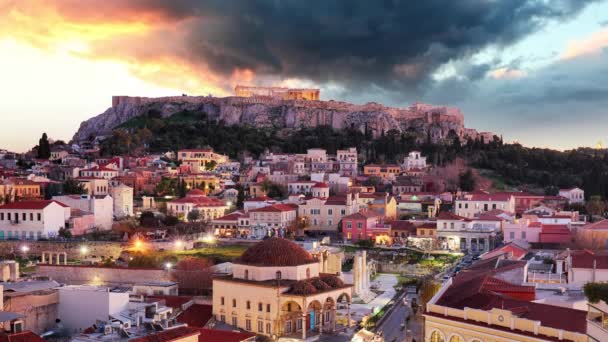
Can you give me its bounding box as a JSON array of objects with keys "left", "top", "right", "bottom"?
[{"left": 235, "top": 237, "right": 317, "bottom": 267}]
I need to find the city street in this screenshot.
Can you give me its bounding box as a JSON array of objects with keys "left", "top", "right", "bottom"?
[{"left": 376, "top": 293, "right": 422, "bottom": 342}]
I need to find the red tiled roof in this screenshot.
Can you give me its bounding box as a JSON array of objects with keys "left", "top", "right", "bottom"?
[
  {"left": 0, "top": 331, "right": 45, "bottom": 342},
  {"left": 146, "top": 295, "right": 193, "bottom": 309},
  {"left": 436, "top": 271, "right": 586, "bottom": 333},
  {"left": 213, "top": 211, "right": 245, "bottom": 222},
  {"left": 539, "top": 224, "right": 572, "bottom": 244},
  {"left": 82, "top": 166, "right": 117, "bottom": 172},
  {"left": 0, "top": 200, "right": 68, "bottom": 210},
  {"left": 437, "top": 212, "right": 470, "bottom": 221},
  {"left": 570, "top": 250, "right": 608, "bottom": 269},
  {"left": 342, "top": 211, "right": 379, "bottom": 220},
  {"left": 179, "top": 148, "right": 214, "bottom": 152},
  {"left": 324, "top": 195, "right": 348, "bottom": 205},
  {"left": 176, "top": 304, "right": 212, "bottom": 328},
  {"left": 481, "top": 243, "right": 528, "bottom": 260},
  {"left": 197, "top": 328, "right": 254, "bottom": 342},
  {"left": 129, "top": 327, "right": 200, "bottom": 342},
  {"left": 313, "top": 182, "right": 329, "bottom": 188},
  {"left": 250, "top": 204, "right": 297, "bottom": 213},
  {"left": 186, "top": 189, "right": 206, "bottom": 196}
]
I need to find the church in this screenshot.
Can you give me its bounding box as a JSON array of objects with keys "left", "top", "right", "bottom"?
[{"left": 212, "top": 238, "right": 353, "bottom": 340}]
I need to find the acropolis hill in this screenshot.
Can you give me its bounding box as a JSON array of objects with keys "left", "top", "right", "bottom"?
[{"left": 72, "top": 86, "right": 490, "bottom": 144}]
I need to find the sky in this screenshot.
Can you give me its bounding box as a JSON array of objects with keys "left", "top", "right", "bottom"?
[{"left": 1, "top": 0, "right": 608, "bottom": 152}]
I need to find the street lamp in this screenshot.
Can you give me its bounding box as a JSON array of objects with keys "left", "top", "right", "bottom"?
[{"left": 165, "top": 262, "right": 173, "bottom": 270}]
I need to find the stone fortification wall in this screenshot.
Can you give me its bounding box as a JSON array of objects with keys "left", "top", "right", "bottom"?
[
  {"left": 0, "top": 241, "right": 124, "bottom": 260},
  {"left": 37, "top": 264, "right": 170, "bottom": 285}
]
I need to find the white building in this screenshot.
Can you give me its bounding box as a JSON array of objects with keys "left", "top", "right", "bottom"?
[
  {"left": 58, "top": 285, "right": 130, "bottom": 333},
  {"left": 110, "top": 184, "right": 133, "bottom": 219},
  {"left": 559, "top": 187, "right": 585, "bottom": 204},
  {"left": 80, "top": 166, "right": 119, "bottom": 180},
  {"left": 402, "top": 151, "right": 426, "bottom": 170},
  {"left": 248, "top": 204, "right": 298, "bottom": 238},
  {"left": 454, "top": 193, "right": 515, "bottom": 218},
  {"left": 436, "top": 212, "right": 502, "bottom": 253},
  {"left": 53, "top": 194, "right": 114, "bottom": 230},
  {"left": 336, "top": 147, "right": 358, "bottom": 176},
  {"left": 0, "top": 200, "right": 69, "bottom": 240}
]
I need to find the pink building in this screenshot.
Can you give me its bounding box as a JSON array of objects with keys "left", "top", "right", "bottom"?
[
  {"left": 504, "top": 220, "right": 573, "bottom": 244},
  {"left": 341, "top": 211, "right": 390, "bottom": 242},
  {"left": 68, "top": 208, "right": 95, "bottom": 236}
]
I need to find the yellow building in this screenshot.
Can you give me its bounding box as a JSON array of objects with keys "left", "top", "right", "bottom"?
[
  {"left": 179, "top": 174, "right": 220, "bottom": 195},
  {"left": 178, "top": 148, "right": 228, "bottom": 173},
  {"left": 362, "top": 164, "right": 401, "bottom": 180},
  {"left": 212, "top": 238, "right": 352, "bottom": 340}
]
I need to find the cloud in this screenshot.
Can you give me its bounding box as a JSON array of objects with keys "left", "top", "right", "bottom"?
[
  {"left": 0, "top": 0, "right": 600, "bottom": 97},
  {"left": 489, "top": 67, "right": 527, "bottom": 79},
  {"left": 561, "top": 28, "right": 608, "bottom": 59}
]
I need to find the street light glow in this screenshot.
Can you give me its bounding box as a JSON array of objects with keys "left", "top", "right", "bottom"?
[
  {"left": 80, "top": 246, "right": 89, "bottom": 255},
  {"left": 20, "top": 245, "right": 29, "bottom": 253},
  {"left": 165, "top": 262, "right": 173, "bottom": 270}
]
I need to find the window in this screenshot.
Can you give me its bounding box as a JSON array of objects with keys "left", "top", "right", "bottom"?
[
  {"left": 340, "top": 209, "right": 346, "bottom": 215},
  {"left": 258, "top": 303, "right": 263, "bottom": 311},
  {"left": 357, "top": 222, "right": 363, "bottom": 229},
  {"left": 430, "top": 331, "right": 445, "bottom": 342},
  {"left": 247, "top": 301, "right": 251, "bottom": 310},
  {"left": 266, "top": 323, "right": 271, "bottom": 334},
  {"left": 220, "top": 315, "right": 226, "bottom": 323},
  {"left": 37, "top": 213, "right": 41, "bottom": 221},
  {"left": 306, "top": 268, "right": 310, "bottom": 278},
  {"left": 297, "top": 318, "right": 302, "bottom": 330},
  {"left": 449, "top": 335, "right": 464, "bottom": 342},
  {"left": 276, "top": 271, "right": 282, "bottom": 280},
  {"left": 521, "top": 231, "right": 526, "bottom": 239},
  {"left": 246, "top": 319, "right": 251, "bottom": 331},
  {"left": 258, "top": 321, "right": 264, "bottom": 333},
  {"left": 231, "top": 317, "right": 237, "bottom": 327},
  {"left": 22, "top": 213, "right": 26, "bottom": 221},
  {"left": 232, "top": 299, "right": 236, "bottom": 307},
  {"left": 450, "top": 223, "right": 454, "bottom": 229},
  {"left": 7, "top": 213, "right": 10, "bottom": 220},
  {"left": 509, "top": 232, "right": 515, "bottom": 239},
  {"left": 0, "top": 213, "right": 3, "bottom": 220},
  {"left": 346, "top": 222, "right": 352, "bottom": 229},
  {"left": 29, "top": 213, "right": 33, "bottom": 221},
  {"left": 266, "top": 304, "right": 271, "bottom": 312},
  {"left": 244, "top": 269, "right": 249, "bottom": 280},
  {"left": 328, "top": 209, "right": 333, "bottom": 215},
  {"left": 221, "top": 297, "right": 225, "bottom": 305},
  {"left": 443, "top": 222, "right": 447, "bottom": 229}
]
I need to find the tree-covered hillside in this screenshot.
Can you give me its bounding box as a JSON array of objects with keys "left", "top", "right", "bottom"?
[{"left": 100, "top": 109, "right": 608, "bottom": 198}]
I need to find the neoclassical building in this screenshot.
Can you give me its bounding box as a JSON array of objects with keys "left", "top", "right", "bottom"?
[{"left": 212, "top": 238, "right": 352, "bottom": 341}]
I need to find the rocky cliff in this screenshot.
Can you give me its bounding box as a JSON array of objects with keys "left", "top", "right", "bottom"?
[{"left": 72, "top": 95, "right": 472, "bottom": 143}]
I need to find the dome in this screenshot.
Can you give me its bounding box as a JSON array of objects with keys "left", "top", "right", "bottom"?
[{"left": 235, "top": 237, "right": 317, "bottom": 267}]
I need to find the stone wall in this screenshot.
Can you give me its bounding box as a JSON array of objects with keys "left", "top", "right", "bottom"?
[
  {"left": 0, "top": 241, "right": 125, "bottom": 260},
  {"left": 37, "top": 264, "right": 170, "bottom": 285}
]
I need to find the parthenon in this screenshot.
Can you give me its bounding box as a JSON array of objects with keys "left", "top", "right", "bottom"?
[{"left": 234, "top": 85, "right": 320, "bottom": 100}]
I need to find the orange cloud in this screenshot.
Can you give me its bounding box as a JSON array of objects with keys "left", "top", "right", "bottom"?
[
  {"left": 0, "top": 1, "right": 236, "bottom": 96},
  {"left": 561, "top": 28, "right": 608, "bottom": 60},
  {"left": 489, "top": 67, "right": 526, "bottom": 80}
]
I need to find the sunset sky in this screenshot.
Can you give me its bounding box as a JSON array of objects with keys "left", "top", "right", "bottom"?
[{"left": 1, "top": 0, "right": 608, "bottom": 152}]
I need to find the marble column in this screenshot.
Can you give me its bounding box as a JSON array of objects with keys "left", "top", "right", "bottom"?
[
  {"left": 319, "top": 309, "right": 324, "bottom": 334},
  {"left": 331, "top": 309, "right": 336, "bottom": 332},
  {"left": 41, "top": 252, "right": 46, "bottom": 264},
  {"left": 302, "top": 314, "right": 307, "bottom": 340}
]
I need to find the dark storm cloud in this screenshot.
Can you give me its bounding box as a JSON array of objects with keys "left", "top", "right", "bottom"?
[{"left": 165, "top": 0, "right": 598, "bottom": 91}]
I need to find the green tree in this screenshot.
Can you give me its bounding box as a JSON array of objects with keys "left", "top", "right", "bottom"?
[
  {"left": 63, "top": 179, "right": 86, "bottom": 195},
  {"left": 458, "top": 169, "right": 476, "bottom": 191},
  {"left": 58, "top": 227, "right": 72, "bottom": 239},
  {"left": 37, "top": 133, "right": 51, "bottom": 159},
  {"left": 187, "top": 210, "right": 200, "bottom": 222}
]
